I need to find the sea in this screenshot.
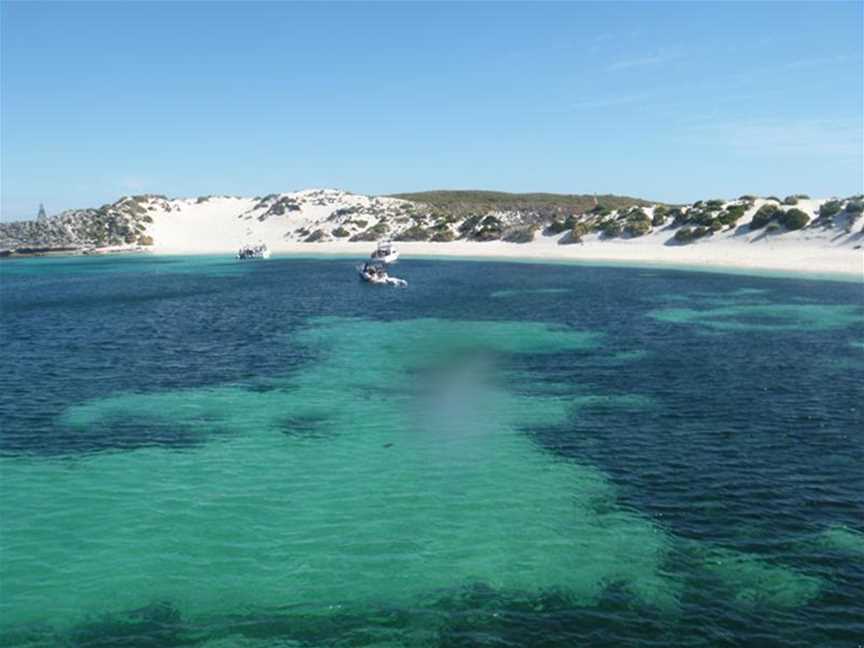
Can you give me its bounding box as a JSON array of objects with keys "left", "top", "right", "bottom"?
[{"left": 1, "top": 254, "right": 862, "bottom": 647}]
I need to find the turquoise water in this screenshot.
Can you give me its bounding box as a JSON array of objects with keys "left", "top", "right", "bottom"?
[{"left": 1, "top": 255, "right": 862, "bottom": 646}]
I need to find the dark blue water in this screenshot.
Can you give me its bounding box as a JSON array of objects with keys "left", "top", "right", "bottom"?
[{"left": 1, "top": 255, "right": 863, "bottom": 647}]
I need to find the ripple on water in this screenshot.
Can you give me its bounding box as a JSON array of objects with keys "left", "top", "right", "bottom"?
[
  {"left": 2, "top": 316, "right": 835, "bottom": 640},
  {"left": 649, "top": 303, "right": 864, "bottom": 332},
  {"left": 2, "top": 318, "right": 686, "bottom": 632}
]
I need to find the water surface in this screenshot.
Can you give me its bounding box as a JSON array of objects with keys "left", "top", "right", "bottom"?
[{"left": 1, "top": 255, "right": 862, "bottom": 647}]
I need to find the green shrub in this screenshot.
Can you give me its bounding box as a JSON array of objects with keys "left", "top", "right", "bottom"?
[
  {"left": 750, "top": 204, "right": 779, "bottom": 230},
  {"left": 545, "top": 219, "right": 568, "bottom": 235},
  {"left": 669, "top": 207, "right": 686, "bottom": 225},
  {"left": 819, "top": 201, "right": 842, "bottom": 218},
  {"left": 765, "top": 222, "right": 782, "bottom": 234},
  {"left": 600, "top": 220, "right": 622, "bottom": 238},
  {"left": 692, "top": 210, "right": 716, "bottom": 226},
  {"left": 674, "top": 227, "right": 695, "bottom": 243},
  {"left": 458, "top": 214, "right": 483, "bottom": 236},
  {"left": 305, "top": 229, "right": 326, "bottom": 242},
  {"left": 675, "top": 226, "right": 710, "bottom": 243},
  {"left": 765, "top": 196, "right": 781, "bottom": 203},
  {"left": 705, "top": 199, "right": 725, "bottom": 212},
  {"left": 395, "top": 225, "right": 430, "bottom": 241},
  {"left": 624, "top": 212, "right": 652, "bottom": 237},
  {"left": 502, "top": 225, "right": 537, "bottom": 243},
  {"left": 332, "top": 227, "right": 350, "bottom": 238},
  {"left": 845, "top": 201, "right": 863, "bottom": 214},
  {"left": 472, "top": 215, "right": 503, "bottom": 240},
  {"left": 779, "top": 208, "right": 809, "bottom": 230},
  {"left": 739, "top": 195, "right": 757, "bottom": 202},
  {"left": 717, "top": 204, "right": 747, "bottom": 227},
  {"left": 352, "top": 219, "right": 368, "bottom": 229},
  {"left": 652, "top": 212, "right": 667, "bottom": 227},
  {"left": 431, "top": 229, "right": 455, "bottom": 242},
  {"left": 783, "top": 196, "right": 798, "bottom": 205},
  {"left": 572, "top": 222, "right": 590, "bottom": 239},
  {"left": 794, "top": 194, "right": 810, "bottom": 199},
  {"left": 350, "top": 223, "right": 389, "bottom": 242}
]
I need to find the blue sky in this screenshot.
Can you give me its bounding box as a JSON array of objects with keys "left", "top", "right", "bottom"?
[{"left": 2, "top": 1, "right": 862, "bottom": 220}]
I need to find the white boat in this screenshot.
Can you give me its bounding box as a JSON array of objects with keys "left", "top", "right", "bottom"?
[
  {"left": 237, "top": 243, "right": 271, "bottom": 260},
  {"left": 358, "top": 261, "right": 407, "bottom": 287},
  {"left": 370, "top": 240, "right": 399, "bottom": 264}
]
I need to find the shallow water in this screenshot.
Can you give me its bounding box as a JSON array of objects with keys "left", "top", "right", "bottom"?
[{"left": 1, "top": 255, "right": 862, "bottom": 647}]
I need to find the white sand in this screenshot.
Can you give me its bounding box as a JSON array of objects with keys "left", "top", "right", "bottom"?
[{"left": 133, "top": 193, "right": 864, "bottom": 279}]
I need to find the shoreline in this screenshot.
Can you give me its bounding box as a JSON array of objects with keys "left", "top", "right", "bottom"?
[{"left": 5, "top": 239, "right": 861, "bottom": 282}]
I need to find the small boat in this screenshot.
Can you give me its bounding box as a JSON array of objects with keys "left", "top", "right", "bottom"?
[
  {"left": 370, "top": 240, "right": 399, "bottom": 264},
  {"left": 237, "top": 243, "right": 271, "bottom": 260},
  {"left": 358, "top": 261, "right": 407, "bottom": 287}
]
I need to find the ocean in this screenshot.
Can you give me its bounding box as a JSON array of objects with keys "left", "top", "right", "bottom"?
[{"left": 1, "top": 254, "right": 862, "bottom": 647}]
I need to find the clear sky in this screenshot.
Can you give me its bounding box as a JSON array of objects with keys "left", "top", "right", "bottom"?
[{"left": 1, "top": 1, "right": 862, "bottom": 220}]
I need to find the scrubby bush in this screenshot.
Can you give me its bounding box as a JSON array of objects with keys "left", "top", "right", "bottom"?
[
  {"left": 668, "top": 207, "right": 686, "bottom": 225},
  {"left": 674, "top": 226, "right": 710, "bottom": 243},
  {"left": 591, "top": 204, "right": 612, "bottom": 216},
  {"left": 332, "top": 227, "right": 350, "bottom": 238},
  {"left": 545, "top": 219, "right": 568, "bottom": 235},
  {"left": 705, "top": 199, "right": 725, "bottom": 211},
  {"left": 624, "top": 211, "right": 652, "bottom": 237},
  {"left": 794, "top": 194, "right": 810, "bottom": 199},
  {"left": 502, "top": 225, "right": 537, "bottom": 243},
  {"left": 569, "top": 222, "right": 590, "bottom": 243},
  {"left": 137, "top": 235, "right": 154, "bottom": 246},
  {"left": 673, "top": 209, "right": 692, "bottom": 226},
  {"left": 783, "top": 196, "right": 798, "bottom": 205},
  {"left": 458, "top": 214, "right": 483, "bottom": 236},
  {"left": 473, "top": 215, "right": 504, "bottom": 241},
  {"left": 779, "top": 208, "right": 809, "bottom": 230},
  {"left": 692, "top": 210, "right": 716, "bottom": 226},
  {"left": 349, "top": 223, "right": 389, "bottom": 242},
  {"left": 652, "top": 205, "right": 669, "bottom": 227},
  {"left": 765, "top": 222, "right": 782, "bottom": 234},
  {"left": 600, "top": 220, "right": 622, "bottom": 238},
  {"left": 750, "top": 204, "right": 779, "bottom": 230},
  {"left": 305, "top": 229, "right": 326, "bottom": 242},
  {"left": 765, "top": 196, "right": 781, "bottom": 203},
  {"left": 845, "top": 201, "right": 863, "bottom": 214},
  {"left": 717, "top": 204, "right": 747, "bottom": 227},
  {"left": 674, "top": 227, "right": 695, "bottom": 243},
  {"left": 395, "top": 225, "right": 430, "bottom": 241},
  {"left": 431, "top": 229, "right": 455, "bottom": 242},
  {"left": 819, "top": 201, "right": 842, "bottom": 218},
  {"left": 739, "top": 195, "right": 757, "bottom": 202}
]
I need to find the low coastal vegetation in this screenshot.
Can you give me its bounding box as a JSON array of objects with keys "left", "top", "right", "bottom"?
[{"left": 2, "top": 190, "right": 861, "bottom": 255}]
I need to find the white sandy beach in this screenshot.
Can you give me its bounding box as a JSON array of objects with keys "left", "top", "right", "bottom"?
[{"left": 137, "top": 193, "right": 864, "bottom": 278}]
